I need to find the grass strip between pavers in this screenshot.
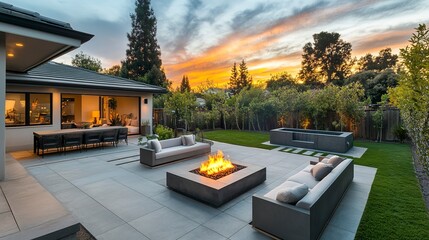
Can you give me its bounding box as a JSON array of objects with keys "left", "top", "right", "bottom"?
[{"left": 204, "top": 130, "right": 429, "bottom": 240}]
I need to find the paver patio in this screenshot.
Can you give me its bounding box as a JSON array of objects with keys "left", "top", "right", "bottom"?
[{"left": 1, "top": 136, "right": 376, "bottom": 239}]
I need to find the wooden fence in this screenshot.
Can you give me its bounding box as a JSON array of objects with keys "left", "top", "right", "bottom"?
[
  {"left": 153, "top": 107, "right": 403, "bottom": 141},
  {"left": 355, "top": 108, "right": 402, "bottom": 141}
]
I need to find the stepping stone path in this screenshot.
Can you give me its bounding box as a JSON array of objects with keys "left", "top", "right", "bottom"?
[
  {"left": 303, "top": 151, "right": 314, "bottom": 155},
  {"left": 292, "top": 149, "right": 304, "bottom": 154}
]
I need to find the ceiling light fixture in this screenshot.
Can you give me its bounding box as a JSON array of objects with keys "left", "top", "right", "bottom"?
[
  {"left": 7, "top": 53, "right": 14, "bottom": 57},
  {"left": 15, "top": 43, "right": 24, "bottom": 47}
]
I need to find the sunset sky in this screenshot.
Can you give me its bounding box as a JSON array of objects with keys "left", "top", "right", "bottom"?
[{"left": 7, "top": 0, "right": 429, "bottom": 88}]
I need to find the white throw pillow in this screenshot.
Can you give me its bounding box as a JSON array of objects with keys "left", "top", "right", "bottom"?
[
  {"left": 276, "top": 183, "right": 309, "bottom": 204},
  {"left": 183, "top": 135, "right": 195, "bottom": 146},
  {"left": 311, "top": 162, "right": 333, "bottom": 181},
  {"left": 149, "top": 139, "right": 162, "bottom": 153}
]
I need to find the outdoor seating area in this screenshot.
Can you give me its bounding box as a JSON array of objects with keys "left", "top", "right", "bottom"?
[
  {"left": 252, "top": 156, "right": 354, "bottom": 240},
  {"left": 140, "top": 135, "right": 212, "bottom": 167},
  {"left": 1, "top": 1, "right": 429, "bottom": 240},
  {"left": 0, "top": 136, "right": 376, "bottom": 239},
  {"left": 33, "top": 126, "right": 128, "bottom": 157}
]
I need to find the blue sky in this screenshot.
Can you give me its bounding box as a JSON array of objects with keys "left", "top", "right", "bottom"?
[{"left": 7, "top": 0, "right": 429, "bottom": 87}]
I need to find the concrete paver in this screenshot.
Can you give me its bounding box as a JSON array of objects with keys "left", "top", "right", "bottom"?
[{"left": 2, "top": 137, "right": 377, "bottom": 240}]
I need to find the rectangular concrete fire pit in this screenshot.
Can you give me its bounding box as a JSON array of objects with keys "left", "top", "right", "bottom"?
[{"left": 166, "top": 161, "right": 266, "bottom": 207}]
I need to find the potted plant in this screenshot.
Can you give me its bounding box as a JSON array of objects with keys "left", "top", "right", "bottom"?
[{"left": 141, "top": 120, "right": 151, "bottom": 135}]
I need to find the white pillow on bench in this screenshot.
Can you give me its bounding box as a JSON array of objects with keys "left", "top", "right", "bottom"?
[
  {"left": 148, "top": 139, "right": 162, "bottom": 153},
  {"left": 276, "top": 182, "right": 309, "bottom": 204},
  {"left": 181, "top": 135, "right": 195, "bottom": 146}
]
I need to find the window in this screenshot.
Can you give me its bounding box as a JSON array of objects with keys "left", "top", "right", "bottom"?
[
  {"left": 5, "top": 92, "right": 52, "bottom": 127},
  {"left": 5, "top": 93, "right": 25, "bottom": 126}
]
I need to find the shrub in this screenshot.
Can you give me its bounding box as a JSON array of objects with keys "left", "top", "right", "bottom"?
[
  {"left": 154, "top": 125, "right": 174, "bottom": 140},
  {"left": 393, "top": 125, "right": 408, "bottom": 143}
]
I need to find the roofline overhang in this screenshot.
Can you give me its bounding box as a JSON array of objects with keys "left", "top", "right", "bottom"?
[
  {"left": 0, "top": 13, "right": 93, "bottom": 44},
  {"left": 6, "top": 76, "right": 168, "bottom": 94}
]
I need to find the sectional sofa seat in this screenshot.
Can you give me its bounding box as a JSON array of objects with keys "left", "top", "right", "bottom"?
[
  {"left": 140, "top": 135, "right": 211, "bottom": 167},
  {"left": 252, "top": 157, "right": 354, "bottom": 240}
]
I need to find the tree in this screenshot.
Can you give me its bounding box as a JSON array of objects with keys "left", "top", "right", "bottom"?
[
  {"left": 71, "top": 51, "right": 102, "bottom": 72},
  {"left": 389, "top": 24, "right": 429, "bottom": 172},
  {"left": 335, "top": 82, "right": 365, "bottom": 132},
  {"left": 358, "top": 48, "right": 398, "bottom": 71},
  {"left": 238, "top": 59, "right": 252, "bottom": 90},
  {"left": 266, "top": 72, "right": 297, "bottom": 90},
  {"left": 298, "top": 32, "right": 354, "bottom": 85},
  {"left": 345, "top": 68, "right": 398, "bottom": 104},
  {"left": 229, "top": 60, "right": 252, "bottom": 94},
  {"left": 103, "top": 65, "right": 121, "bottom": 76},
  {"left": 366, "top": 69, "right": 398, "bottom": 103},
  {"left": 140, "top": 66, "right": 170, "bottom": 88},
  {"left": 180, "top": 75, "right": 191, "bottom": 92},
  {"left": 164, "top": 91, "right": 196, "bottom": 131},
  {"left": 229, "top": 62, "right": 239, "bottom": 94},
  {"left": 122, "top": 0, "right": 168, "bottom": 87}
]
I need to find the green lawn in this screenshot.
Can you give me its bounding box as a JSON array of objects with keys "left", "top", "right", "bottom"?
[
  {"left": 204, "top": 130, "right": 276, "bottom": 150},
  {"left": 204, "top": 130, "right": 429, "bottom": 239}
]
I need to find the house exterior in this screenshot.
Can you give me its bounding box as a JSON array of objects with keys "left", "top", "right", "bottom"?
[
  {"left": 5, "top": 61, "right": 166, "bottom": 152},
  {"left": 0, "top": 2, "right": 165, "bottom": 180}
]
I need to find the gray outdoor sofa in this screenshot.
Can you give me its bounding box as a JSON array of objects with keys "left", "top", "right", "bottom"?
[
  {"left": 252, "top": 158, "right": 354, "bottom": 240},
  {"left": 140, "top": 135, "right": 211, "bottom": 167}
]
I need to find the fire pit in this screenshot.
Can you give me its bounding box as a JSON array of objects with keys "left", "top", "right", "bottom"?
[{"left": 166, "top": 151, "right": 266, "bottom": 207}]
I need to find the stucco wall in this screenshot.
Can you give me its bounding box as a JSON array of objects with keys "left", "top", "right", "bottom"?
[{"left": 5, "top": 84, "right": 154, "bottom": 152}]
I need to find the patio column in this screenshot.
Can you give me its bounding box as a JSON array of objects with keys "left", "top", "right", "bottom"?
[{"left": 0, "top": 33, "right": 5, "bottom": 180}]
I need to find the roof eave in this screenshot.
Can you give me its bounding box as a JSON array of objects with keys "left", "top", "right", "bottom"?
[
  {"left": 6, "top": 78, "right": 168, "bottom": 94},
  {"left": 0, "top": 13, "right": 93, "bottom": 44}
]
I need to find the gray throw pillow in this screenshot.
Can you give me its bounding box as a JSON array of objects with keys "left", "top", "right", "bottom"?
[
  {"left": 180, "top": 135, "right": 186, "bottom": 145},
  {"left": 183, "top": 135, "right": 195, "bottom": 146},
  {"left": 328, "top": 156, "right": 344, "bottom": 168},
  {"left": 149, "top": 139, "right": 162, "bottom": 153},
  {"left": 276, "top": 183, "right": 309, "bottom": 204},
  {"left": 311, "top": 163, "right": 333, "bottom": 181}
]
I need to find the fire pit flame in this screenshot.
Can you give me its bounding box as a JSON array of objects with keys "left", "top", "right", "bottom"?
[{"left": 199, "top": 150, "right": 234, "bottom": 176}]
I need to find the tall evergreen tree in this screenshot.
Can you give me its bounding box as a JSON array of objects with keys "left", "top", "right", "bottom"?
[
  {"left": 229, "top": 60, "right": 252, "bottom": 94},
  {"left": 180, "top": 75, "right": 191, "bottom": 92},
  {"left": 238, "top": 59, "right": 252, "bottom": 89},
  {"left": 122, "top": 0, "right": 169, "bottom": 87},
  {"left": 229, "top": 62, "right": 239, "bottom": 94}
]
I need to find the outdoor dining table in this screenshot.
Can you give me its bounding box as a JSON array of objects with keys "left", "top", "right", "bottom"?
[{"left": 33, "top": 126, "right": 127, "bottom": 155}]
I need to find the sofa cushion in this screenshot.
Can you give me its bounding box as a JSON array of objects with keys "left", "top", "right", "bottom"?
[
  {"left": 327, "top": 156, "right": 344, "bottom": 168},
  {"left": 302, "top": 165, "right": 314, "bottom": 173},
  {"left": 149, "top": 139, "right": 162, "bottom": 153},
  {"left": 156, "top": 142, "right": 209, "bottom": 160},
  {"left": 296, "top": 158, "right": 352, "bottom": 209},
  {"left": 264, "top": 180, "right": 306, "bottom": 200},
  {"left": 311, "top": 163, "right": 333, "bottom": 181},
  {"left": 183, "top": 135, "right": 195, "bottom": 146},
  {"left": 161, "top": 137, "right": 182, "bottom": 148},
  {"left": 288, "top": 171, "right": 319, "bottom": 189},
  {"left": 276, "top": 183, "right": 309, "bottom": 204}
]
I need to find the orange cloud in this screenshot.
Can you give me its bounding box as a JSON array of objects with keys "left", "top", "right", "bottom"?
[{"left": 163, "top": 0, "right": 415, "bottom": 90}]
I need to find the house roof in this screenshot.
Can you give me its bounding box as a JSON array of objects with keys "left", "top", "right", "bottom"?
[
  {"left": 0, "top": 1, "right": 93, "bottom": 72},
  {"left": 0, "top": 2, "right": 93, "bottom": 44},
  {"left": 7, "top": 62, "right": 168, "bottom": 94}
]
